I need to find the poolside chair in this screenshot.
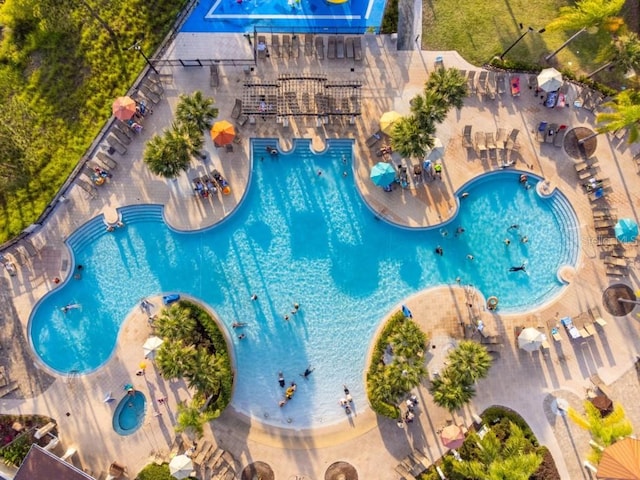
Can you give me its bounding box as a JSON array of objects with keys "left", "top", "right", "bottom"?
[
  {"left": 545, "top": 123, "right": 558, "bottom": 144},
  {"left": 315, "top": 36, "right": 324, "bottom": 60},
  {"left": 146, "top": 70, "right": 162, "bottom": 85},
  {"left": 475, "top": 131, "right": 486, "bottom": 156},
  {"left": 486, "top": 133, "right": 497, "bottom": 161},
  {"left": 528, "top": 75, "right": 538, "bottom": 91},
  {"left": 594, "top": 219, "right": 616, "bottom": 230},
  {"left": 209, "top": 64, "right": 219, "bottom": 88},
  {"left": 606, "top": 264, "right": 628, "bottom": 276},
  {"left": 496, "top": 74, "right": 506, "bottom": 94},
  {"left": 110, "top": 127, "right": 131, "bottom": 145},
  {"left": 21, "top": 239, "right": 39, "bottom": 258},
  {"left": 304, "top": 34, "right": 313, "bottom": 56},
  {"left": 366, "top": 130, "right": 382, "bottom": 148},
  {"left": 105, "top": 135, "right": 127, "bottom": 155},
  {"left": 138, "top": 84, "right": 160, "bottom": 104},
  {"left": 291, "top": 35, "right": 300, "bottom": 58},
  {"left": 434, "top": 55, "right": 444, "bottom": 69},
  {"left": 590, "top": 374, "right": 614, "bottom": 399},
  {"left": 467, "top": 71, "right": 476, "bottom": 94},
  {"left": 327, "top": 36, "right": 336, "bottom": 59},
  {"left": 462, "top": 125, "right": 473, "bottom": 149},
  {"left": 588, "top": 306, "right": 607, "bottom": 327},
  {"left": 271, "top": 35, "right": 280, "bottom": 57},
  {"left": 554, "top": 125, "right": 567, "bottom": 147},
  {"left": 257, "top": 35, "right": 267, "bottom": 60},
  {"left": 505, "top": 129, "right": 520, "bottom": 150},
  {"left": 589, "top": 186, "right": 611, "bottom": 202},
  {"left": 142, "top": 78, "right": 163, "bottom": 95},
  {"left": 76, "top": 177, "right": 97, "bottom": 199},
  {"left": 336, "top": 36, "right": 345, "bottom": 59},
  {"left": 113, "top": 120, "right": 133, "bottom": 139},
  {"left": 485, "top": 71, "right": 496, "bottom": 100},
  {"left": 496, "top": 128, "right": 507, "bottom": 148},
  {"left": 96, "top": 151, "right": 118, "bottom": 170},
  {"left": 353, "top": 37, "right": 362, "bottom": 62},
  {"left": 345, "top": 37, "right": 354, "bottom": 59},
  {"left": 477, "top": 71, "right": 488, "bottom": 95},
  {"left": 282, "top": 35, "right": 291, "bottom": 58},
  {"left": 231, "top": 99, "right": 242, "bottom": 119},
  {"left": 510, "top": 75, "right": 520, "bottom": 97}
]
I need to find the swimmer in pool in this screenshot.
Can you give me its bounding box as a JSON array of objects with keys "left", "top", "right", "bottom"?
[
  {"left": 278, "top": 372, "right": 285, "bottom": 388},
  {"left": 509, "top": 263, "right": 527, "bottom": 272}
]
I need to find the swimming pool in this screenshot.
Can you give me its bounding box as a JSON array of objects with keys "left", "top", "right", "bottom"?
[
  {"left": 112, "top": 390, "right": 146, "bottom": 435},
  {"left": 29, "top": 139, "right": 579, "bottom": 428},
  {"left": 181, "top": 0, "right": 386, "bottom": 34}
]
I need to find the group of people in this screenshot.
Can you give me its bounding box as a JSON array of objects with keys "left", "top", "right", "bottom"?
[
  {"left": 276, "top": 366, "right": 314, "bottom": 407},
  {"left": 193, "top": 177, "right": 218, "bottom": 198},
  {"left": 283, "top": 302, "right": 300, "bottom": 321},
  {"left": 339, "top": 385, "right": 354, "bottom": 415}
]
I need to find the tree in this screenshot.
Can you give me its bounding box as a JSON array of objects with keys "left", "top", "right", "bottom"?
[
  {"left": 390, "top": 115, "right": 435, "bottom": 159},
  {"left": 425, "top": 67, "right": 468, "bottom": 110},
  {"left": 156, "top": 303, "right": 201, "bottom": 345},
  {"left": 446, "top": 340, "right": 492, "bottom": 385},
  {"left": 430, "top": 371, "right": 475, "bottom": 412},
  {"left": 545, "top": 0, "right": 625, "bottom": 61},
  {"left": 176, "top": 91, "right": 219, "bottom": 132},
  {"left": 411, "top": 90, "right": 448, "bottom": 125},
  {"left": 156, "top": 340, "right": 196, "bottom": 379},
  {"left": 588, "top": 33, "right": 640, "bottom": 78},
  {"left": 453, "top": 422, "right": 543, "bottom": 480},
  {"left": 595, "top": 90, "right": 640, "bottom": 143},
  {"left": 144, "top": 123, "right": 203, "bottom": 178},
  {"left": 175, "top": 400, "right": 216, "bottom": 438}
]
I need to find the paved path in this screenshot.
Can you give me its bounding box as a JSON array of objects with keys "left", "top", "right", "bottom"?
[{"left": 1, "top": 32, "right": 639, "bottom": 480}]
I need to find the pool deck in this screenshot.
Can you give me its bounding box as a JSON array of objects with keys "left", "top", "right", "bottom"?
[{"left": 2, "top": 31, "right": 640, "bottom": 480}]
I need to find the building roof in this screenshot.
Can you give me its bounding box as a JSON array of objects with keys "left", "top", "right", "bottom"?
[{"left": 15, "top": 444, "right": 95, "bottom": 480}]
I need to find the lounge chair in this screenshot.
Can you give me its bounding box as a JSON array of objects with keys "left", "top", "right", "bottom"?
[
  {"left": 146, "top": 71, "right": 162, "bottom": 85},
  {"left": 327, "top": 36, "right": 336, "bottom": 59},
  {"left": 554, "top": 125, "right": 567, "bottom": 147},
  {"left": 606, "top": 264, "right": 628, "bottom": 276},
  {"left": 550, "top": 326, "right": 562, "bottom": 342},
  {"left": 105, "top": 135, "right": 127, "bottom": 155},
  {"left": 434, "top": 55, "right": 444, "bottom": 69},
  {"left": 590, "top": 374, "right": 614, "bottom": 399},
  {"left": 76, "top": 178, "right": 97, "bottom": 199},
  {"left": 345, "top": 37, "right": 354, "bottom": 59},
  {"left": 477, "top": 71, "right": 488, "bottom": 95},
  {"left": 486, "top": 133, "right": 497, "bottom": 161},
  {"left": 291, "top": 35, "right": 300, "bottom": 58},
  {"left": 304, "top": 34, "right": 313, "bottom": 56},
  {"left": 366, "top": 130, "right": 382, "bottom": 148},
  {"left": 528, "top": 75, "right": 538, "bottom": 91},
  {"left": 594, "top": 219, "right": 616, "bottom": 230},
  {"left": 353, "top": 37, "right": 362, "bottom": 62},
  {"left": 589, "top": 306, "right": 607, "bottom": 327},
  {"left": 96, "top": 151, "right": 118, "bottom": 170},
  {"left": 212, "top": 169, "right": 231, "bottom": 195},
  {"left": 282, "top": 35, "right": 291, "bottom": 58},
  {"left": 545, "top": 123, "right": 558, "bottom": 144},
  {"left": 231, "top": 99, "right": 242, "bottom": 119},
  {"left": 496, "top": 128, "right": 507, "bottom": 149},
  {"left": 462, "top": 125, "right": 473, "bottom": 149},
  {"left": 111, "top": 128, "right": 131, "bottom": 145},
  {"left": 257, "top": 35, "right": 267, "bottom": 59},
  {"left": 467, "top": 71, "right": 476, "bottom": 94},
  {"left": 315, "top": 36, "right": 324, "bottom": 59},
  {"left": 589, "top": 186, "right": 611, "bottom": 202},
  {"left": 210, "top": 64, "right": 219, "bottom": 88},
  {"left": 510, "top": 75, "right": 520, "bottom": 97},
  {"left": 336, "top": 36, "right": 345, "bottom": 59},
  {"left": 271, "top": 35, "right": 280, "bottom": 57},
  {"left": 139, "top": 84, "right": 160, "bottom": 104},
  {"left": 496, "top": 74, "right": 506, "bottom": 94},
  {"left": 142, "top": 78, "right": 163, "bottom": 95},
  {"left": 485, "top": 71, "right": 496, "bottom": 100},
  {"left": 598, "top": 237, "right": 618, "bottom": 247},
  {"left": 475, "top": 132, "right": 486, "bottom": 156},
  {"left": 21, "top": 239, "right": 38, "bottom": 257},
  {"left": 113, "top": 120, "right": 133, "bottom": 139}
]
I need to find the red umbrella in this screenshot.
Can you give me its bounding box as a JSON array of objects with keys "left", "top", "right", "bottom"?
[
  {"left": 112, "top": 96, "right": 137, "bottom": 121},
  {"left": 440, "top": 424, "right": 466, "bottom": 449}
]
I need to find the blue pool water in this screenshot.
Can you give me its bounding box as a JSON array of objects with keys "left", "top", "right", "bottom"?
[
  {"left": 29, "top": 139, "right": 579, "bottom": 428},
  {"left": 113, "top": 391, "right": 146, "bottom": 435},
  {"left": 181, "top": 0, "right": 386, "bottom": 33}
]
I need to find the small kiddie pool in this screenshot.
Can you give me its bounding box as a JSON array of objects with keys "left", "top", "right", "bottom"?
[{"left": 112, "top": 390, "right": 146, "bottom": 435}]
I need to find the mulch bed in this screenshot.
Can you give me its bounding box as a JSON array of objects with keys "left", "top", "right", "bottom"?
[
  {"left": 564, "top": 127, "right": 597, "bottom": 159},
  {"left": 325, "top": 461, "right": 358, "bottom": 480},
  {"left": 241, "top": 461, "right": 274, "bottom": 480},
  {"left": 602, "top": 283, "right": 636, "bottom": 316}
]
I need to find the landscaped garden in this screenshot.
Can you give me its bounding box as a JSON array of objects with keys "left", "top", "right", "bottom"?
[{"left": 0, "top": 414, "right": 56, "bottom": 467}]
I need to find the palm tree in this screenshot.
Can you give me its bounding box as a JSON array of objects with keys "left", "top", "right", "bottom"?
[
  {"left": 176, "top": 91, "right": 219, "bottom": 132},
  {"left": 156, "top": 303, "right": 200, "bottom": 345},
  {"left": 447, "top": 340, "right": 492, "bottom": 385},
  {"left": 156, "top": 340, "right": 196, "bottom": 379},
  {"left": 144, "top": 123, "right": 203, "bottom": 178},
  {"left": 545, "top": 0, "right": 625, "bottom": 61},
  {"left": 453, "top": 422, "right": 543, "bottom": 479},
  {"left": 411, "top": 90, "right": 449, "bottom": 125},
  {"left": 390, "top": 115, "right": 435, "bottom": 160},
  {"left": 595, "top": 89, "right": 640, "bottom": 143},
  {"left": 430, "top": 370, "right": 475, "bottom": 412},
  {"left": 389, "top": 320, "right": 427, "bottom": 360},
  {"left": 185, "top": 349, "right": 222, "bottom": 397},
  {"left": 588, "top": 33, "right": 640, "bottom": 78},
  {"left": 425, "top": 67, "right": 467, "bottom": 110},
  {"left": 175, "top": 400, "right": 216, "bottom": 438}
]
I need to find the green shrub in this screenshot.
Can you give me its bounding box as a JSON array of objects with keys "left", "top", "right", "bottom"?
[
  {"left": 482, "top": 405, "right": 538, "bottom": 447},
  {"left": 136, "top": 463, "right": 173, "bottom": 480}
]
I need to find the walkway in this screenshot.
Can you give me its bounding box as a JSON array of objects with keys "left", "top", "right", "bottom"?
[{"left": 1, "top": 32, "right": 639, "bottom": 480}]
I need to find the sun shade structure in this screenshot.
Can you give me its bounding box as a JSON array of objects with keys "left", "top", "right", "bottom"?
[
  {"left": 425, "top": 138, "right": 445, "bottom": 161},
  {"left": 169, "top": 454, "right": 194, "bottom": 479},
  {"left": 597, "top": 438, "right": 640, "bottom": 479},
  {"left": 440, "top": 424, "right": 466, "bottom": 449},
  {"left": 615, "top": 218, "right": 639, "bottom": 243},
  {"left": 370, "top": 162, "right": 396, "bottom": 186},
  {"left": 380, "top": 111, "right": 402, "bottom": 134},
  {"left": 537, "top": 68, "right": 563, "bottom": 93},
  {"left": 112, "top": 96, "right": 137, "bottom": 121},
  {"left": 517, "top": 327, "right": 546, "bottom": 352},
  {"left": 210, "top": 120, "right": 236, "bottom": 147},
  {"left": 143, "top": 336, "right": 164, "bottom": 358}
]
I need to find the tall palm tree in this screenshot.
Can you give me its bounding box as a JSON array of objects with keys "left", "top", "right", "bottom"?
[
  {"left": 411, "top": 90, "right": 449, "bottom": 125},
  {"left": 430, "top": 370, "right": 475, "bottom": 412},
  {"left": 595, "top": 89, "right": 640, "bottom": 143},
  {"left": 588, "top": 33, "right": 640, "bottom": 78},
  {"left": 389, "top": 320, "right": 427, "bottom": 360},
  {"left": 175, "top": 400, "right": 216, "bottom": 438},
  {"left": 453, "top": 423, "right": 543, "bottom": 480},
  {"left": 390, "top": 115, "right": 435, "bottom": 160},
  {"left": 545, "top": 0, "right": 625, "bottom": 61},
  {"left": 425, "top": 67, "right": 468, "bottom": 110},
  {"left": 144, "top": 123, "right": 203, "bottom": 178},
  {"left": 176, "top": 91, "right": 219, "bottom": 132},
  {"left": 447, "top": 340, "right": 492, "bottom": 385},
  {"left": 156, "top": 340, "right": 196, "bottom": 379},
  {"left": 185, "top": 349, "right": 223, "bottom": 397},
  {"left": 156, "top": 303, "right": 200, "bottom": 345}
]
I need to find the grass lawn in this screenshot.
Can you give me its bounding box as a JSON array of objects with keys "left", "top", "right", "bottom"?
[{"left": 421, "top": 0, "right": 627, "bottom": 81}]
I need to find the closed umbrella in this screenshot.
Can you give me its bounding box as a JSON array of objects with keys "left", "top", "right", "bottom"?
[
  {"left": 143, "top": 336, "right": 164, "bottom": 359},
  {"left": 380, "top": 111, "right": 402, "bottom": 135},
  {"left": 169, "top": 454, "right": 194, "bottom": 479},
  {"left": 518, "top": 327, "right": 546, "bottom": 352},
  {"left": 615, "top": 218, "right": 638, "bottom": 243},
  {"left": 112, "top": 96, "right": 137, "bottom": 121},
  {"left": 440, "top": 424, "right": 465, "bottom": 449},
  {"left": 537, "top": 68, "right": 563, "bottom": 93},
  {"left": 426, "top": 138, "right": 445, "bottom": 161},
  {"left": 370, "top": 162, "right": 397, "bottom": 186},
  {"left": 210, "top": 120, "right": 236, "bottom": 147}
]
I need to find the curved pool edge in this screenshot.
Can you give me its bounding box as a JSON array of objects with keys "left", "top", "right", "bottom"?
[{"left": 112, "top": 390, "right": 147, "bottom": 435}]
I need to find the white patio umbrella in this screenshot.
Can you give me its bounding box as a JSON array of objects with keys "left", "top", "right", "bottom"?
[
  {"left": 537, "top": 68, "right": 563, "bottom": 92},
  {"left": 425, "top": 138, "right": 445, "bottom": 161},
  {"left": 143, "top": 336, "right": 164, "bottom": 359},
  {"left": 169, "top": 454, "right": 194, "bottom": 479},
  {"left": 518, "top": 327, "right": 546, "bottom": 352}
]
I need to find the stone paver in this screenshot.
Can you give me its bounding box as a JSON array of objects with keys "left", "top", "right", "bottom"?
[{"left": 1, "top": 31, "right": 639, "bottom": 480}]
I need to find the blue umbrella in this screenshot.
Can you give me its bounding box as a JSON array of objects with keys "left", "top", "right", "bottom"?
[
  {"left": 370, "top": 162, "right": 396, "bottom": 186},
  {"left": 615, "top": 218, "right": 639, "bottom": 243}
]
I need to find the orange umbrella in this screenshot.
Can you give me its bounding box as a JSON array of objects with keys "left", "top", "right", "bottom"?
[
  {"left": 112, "top": 96, "right": 137, "bottom": 121},
  {"left": 210, "top": 121, "right": 236, "bottom": 147}
]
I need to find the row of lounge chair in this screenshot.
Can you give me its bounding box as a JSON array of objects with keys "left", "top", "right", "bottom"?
[
  {"left": 548, "top": 306, "right": 607, "bottom": 343},
  {"left": 260, "top": 34, "right": 362, "bottom": 62},
  {"left": 535, "top": 122, "right": 567, "bottom": 147},
  {"left": 463, "top": 125, "right": 520, "bottom": 163},
  {"left": 460, "top": 70, "right": 524, "bottom": 100}
]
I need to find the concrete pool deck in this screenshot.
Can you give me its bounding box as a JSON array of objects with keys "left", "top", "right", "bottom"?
[{"left": 1, "top": 32, "right": 640, "bottom": 479}]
